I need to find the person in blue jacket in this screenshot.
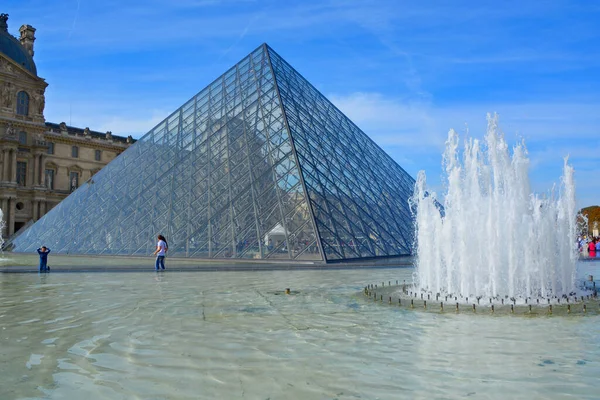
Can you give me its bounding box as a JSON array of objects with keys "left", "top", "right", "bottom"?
[{"left": 37, "top": 246, "right": 51, "bottom": 272}]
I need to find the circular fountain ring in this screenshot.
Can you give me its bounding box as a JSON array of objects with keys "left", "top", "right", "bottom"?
[{"left": 362, "top": 282, "right": 600, "bottom": 316}]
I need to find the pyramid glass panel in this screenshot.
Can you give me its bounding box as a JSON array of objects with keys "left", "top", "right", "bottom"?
[
  {"left": 11, "top": 44, "right": 416, "bottom": 262},
  {"left": 266, "top": 46, "right": 416, "bottom": 261}
]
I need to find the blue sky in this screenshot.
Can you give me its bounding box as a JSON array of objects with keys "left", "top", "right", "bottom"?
[{"left": 4, "top": 0, "right": 600, "bottom": 207}]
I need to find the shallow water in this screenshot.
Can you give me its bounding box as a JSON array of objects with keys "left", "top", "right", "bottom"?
[{"left": 1, "top": 263, "right": 599, "bottom": 400}]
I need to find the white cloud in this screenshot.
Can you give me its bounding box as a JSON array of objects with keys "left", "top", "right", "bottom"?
[
  {"left": 329, "top": 91, "right": 600, "bottom": 146},
  {"left": 328, "top": 92, "right": 445, "bottom": 148},
  {"left": 327, "top": 91, "right": 600, "bottom": 207}
]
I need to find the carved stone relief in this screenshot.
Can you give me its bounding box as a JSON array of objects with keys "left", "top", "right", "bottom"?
[
  {"left": 4, "top": 122, "right": 15, "bottom": 137},
  {"left": 2, "top": 82, "right": 13, "bottom": 108},
  {"left": 32, "top": 90, "right": 45, "bottom": 115},
  {"left": 0, "top": 58, "right": 15, "bottom": 74}
]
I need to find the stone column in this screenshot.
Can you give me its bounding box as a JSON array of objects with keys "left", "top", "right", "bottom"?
[
  {"left": 11, "top": 149, "right": 17, "bottom": 183},
  {"left": 39, "top": 154, "right": 45, "bottom": 185},
  {"left": 32, "top": 200, "right": 39, "bottom": 220},
  {"left": 1, "top": 198, "right": 7, "bottom": 237},
  {"left": 39, "top": 201, "right": 46, "bottom": 217},
  {"left": 7, "top": 197, "right": 14, "bottom": 236},
  {"left": 2, "top": 149, "right": 9, "bottom": 181},
  {"left": 32, "top": 154, "right": 38, "bottom": 187}
]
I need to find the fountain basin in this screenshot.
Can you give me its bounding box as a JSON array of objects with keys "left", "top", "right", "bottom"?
[{"left": 363, "top": 281, "right": 600, "bottom": 316}]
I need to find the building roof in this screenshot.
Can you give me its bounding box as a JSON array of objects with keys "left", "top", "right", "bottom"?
[
  {"left": 0, "top": 14, "right": 37, "bottom": 75},
  {"left": 45, "top": 122, "right": 134, "bottom": 145}
]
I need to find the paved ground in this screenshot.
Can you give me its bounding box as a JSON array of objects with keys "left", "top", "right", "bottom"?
[{"left": 0, "top": 252, "right": 414, "bottom": 273}]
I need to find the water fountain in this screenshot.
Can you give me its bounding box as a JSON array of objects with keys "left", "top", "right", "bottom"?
[
  {"left": 363, "top": 114, "right": 596, "bottom": 314},
  {"left": 412, "top": 113, "right": 578, "bottom": 303}
]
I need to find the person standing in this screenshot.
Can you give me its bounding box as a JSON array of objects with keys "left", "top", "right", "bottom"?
[
  {"left": 589, "top": 239, "right": 597, "bottom": 258},
  {"left": 153, "top": 235, "right": 168, "bottom": 271},
  {"left": 37, "top": 246, "right": 51, "bottom": 272},
  {"left": 582, "top": 237, "right": 589, "bottom": 257},
  {"left": 595, "top": 238, "right": 600, "bottom": 258}
]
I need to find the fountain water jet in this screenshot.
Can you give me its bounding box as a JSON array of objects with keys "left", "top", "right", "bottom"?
[{"left": 410, "top": 114, "right": 578, "bottom": 303}]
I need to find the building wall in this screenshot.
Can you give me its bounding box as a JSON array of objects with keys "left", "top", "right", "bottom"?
[{"left": 0, "top": 51, "right": 131, "bottom": 238}]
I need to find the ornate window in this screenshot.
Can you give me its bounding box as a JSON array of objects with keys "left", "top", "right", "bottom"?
[
  {"left": 16, "top": 161, "right": 27, "bottom": 186},
  {"left": 16, "top": 91, "right": 29, "bottom": 116},
  {"left": 69, "top": 171, "right": 79, "bottom": 192},
  {"left": 95, "top": 149, "right": 102, "bottom": 161},
  {"left": 18, "top": 131, "right": 27, "bottom": 145},
  {"left": 71, "top": 146, "right": 79, "bottom": 158},
  {"left": 47, "top": 142, "right": 54, "bottom": 154}
]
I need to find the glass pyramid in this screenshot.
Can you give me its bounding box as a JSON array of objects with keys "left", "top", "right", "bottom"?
[{"left": 11, "top": 44, "right": 416, "bottom": 262}]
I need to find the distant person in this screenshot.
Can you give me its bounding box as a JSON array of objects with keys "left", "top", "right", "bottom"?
[
  {"left": 37, "top": 246, "right": 51, "bottom": 272},
  {"left": 596, "top": 238, "right": 600, "bottom": 257},
  {"left": 589, "top": 239, "right": 597, "bottom": 258},
  {"left": 581, "top": 237, "right": 589, "bottom": 256},
  {"left": 153, "top": 235, "right": 168, "bottom": 271}
]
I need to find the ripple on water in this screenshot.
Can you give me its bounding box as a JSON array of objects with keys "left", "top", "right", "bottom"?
[
  {"left": 44, "top": 315, "right": 75, "bottom": 324},
  {"left": 18, "top": 318, "right": 41, "bottom": 324},
  {"left": 41, "top": 337, "right": 58, "bottom": 345},
  {"left": 0, "top": 268, "right": 599, "bottom": 399},
  {"left": 46, "top": 324, "right": 82, "bottom": 333}
]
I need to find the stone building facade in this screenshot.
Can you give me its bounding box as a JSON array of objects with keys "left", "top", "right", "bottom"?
[{"left": 0, "top": 13, "right": 132, "bottom": 237}]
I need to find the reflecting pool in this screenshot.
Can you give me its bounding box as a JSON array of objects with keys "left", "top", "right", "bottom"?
[{"left": 1, "top": 262, "right": 599, "bottom": 399}]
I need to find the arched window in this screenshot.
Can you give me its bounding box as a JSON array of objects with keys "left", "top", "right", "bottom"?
[{"left": 16, "top": 91, "right": 29, "bottom": 116}]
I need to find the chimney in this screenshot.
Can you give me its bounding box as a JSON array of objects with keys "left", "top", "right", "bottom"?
[
  {"left": 0, "top": 13, "right": 8, "bottom": 32},
  {"left": 19, "top": 24, "right": 36, "bottom": 57}
]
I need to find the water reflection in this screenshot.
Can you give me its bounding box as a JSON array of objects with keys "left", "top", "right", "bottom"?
[{"left": 0, "top": 265, "right": 598, "bottom": 399}]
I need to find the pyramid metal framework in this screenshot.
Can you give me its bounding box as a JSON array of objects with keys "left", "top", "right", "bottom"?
[{"left": 12, "top": 44, "right": 416, "bottom": 262}]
